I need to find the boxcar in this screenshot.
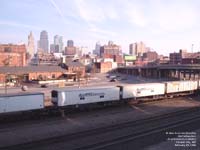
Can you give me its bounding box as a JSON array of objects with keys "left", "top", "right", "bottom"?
[
  {"left": 0, "top": 93, "right": 44, "bottom": 114},
  {"left": 51, "top": 86, "right": 120, "bottom": 107},
  {"left": 165, "top": 80, "right": 198, "bottom": 94},
  {"left": 119, "top": 83, "right": 165, "bottom": 99}
]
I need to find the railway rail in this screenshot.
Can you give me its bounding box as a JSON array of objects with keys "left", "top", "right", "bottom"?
[{"left": 3, "top": 106, "right": 200, "bottom": 150}]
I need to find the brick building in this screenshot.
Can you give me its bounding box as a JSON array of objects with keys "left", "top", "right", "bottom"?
[
  {"left": 65, "top": 61, "right": 85, "bottom": 77},
  {"left": 100, "top": 42, "right": 123, "bottom": 65},
  {"left": 168, "top": 49, "right": 200, "bottom": 64},
  {"left": 60, "top": 61, "right": 85, "bottom": 78},
  {"left": 169, "top": 49, "right": 187, "bottom": 64},
  {"left": 64, "top": 46, "right": 76, "bottom": 55},
  {"left": 100, "top": 43, "right": 121, "bottom": 57},
  {"left": 182, "top": 53, "right": 200, "bottom": 64},
  {"left": 143, "top": 51, "right": 158, "bottom": 62},
  {"left": 93, "top": 62, "right": 113, "bottom": 73},
  {"left": 31, "top": 51, "right": 58, "bottom": 65},
  {"left": 0, "top": 44, "right": 26, "bottom": 66},
  {"left": 0, "top": 66, "right": 67, "bottom": 83},
  {"left": 113, "top": 55, "right": 124, "bottom": 64},
  {"left": 169, "top": 52, "right": 182, "bottom": 64}
]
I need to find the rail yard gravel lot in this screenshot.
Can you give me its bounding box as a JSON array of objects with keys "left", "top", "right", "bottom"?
[
  {"left": 0, "top": 96, "right": 200, "bottom": 149},
  {"left": 0, "top": 73, "right": 175, "bottom": 100},
  {"left": 0, "top": 73, "right": 200, "bottom": 149}
]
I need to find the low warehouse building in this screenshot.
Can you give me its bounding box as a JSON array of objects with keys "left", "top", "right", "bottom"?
[{"left": 0, "top": 66, "right": 67, "bottom": 84}]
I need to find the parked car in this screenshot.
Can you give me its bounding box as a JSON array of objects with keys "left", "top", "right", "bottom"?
[
  {"left": 110, "top": 79, "right": 116, "bottom": 82},
  {"left": 41, "top": 84, "right": 48, "bottom": 88},
  {"left": 121, "top": 78, "right": 127, "bottom": 81}
]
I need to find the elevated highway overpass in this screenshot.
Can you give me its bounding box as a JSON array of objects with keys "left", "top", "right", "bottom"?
[{"left": 117, "top": 64, "right": 200, "bottom": 80}]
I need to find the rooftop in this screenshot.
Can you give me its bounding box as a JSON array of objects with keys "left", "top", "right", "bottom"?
[
  {"left": 0, "top": 66, "right": 67, "bottom": 74},
  {"left": 65, "top": 61, "right": 84, "bottom": 67}
]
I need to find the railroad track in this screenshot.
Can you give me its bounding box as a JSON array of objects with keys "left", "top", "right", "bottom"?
[
  {"left": 3, "top": 107, "right": 200, "bottom": 150},
  {"left": 0, "top": 103, "right": 130, "bottom": 128}
]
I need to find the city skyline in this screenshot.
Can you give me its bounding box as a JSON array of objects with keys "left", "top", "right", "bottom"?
[{"left": 1, "top": 0, "right": 200, "bottom": 55}]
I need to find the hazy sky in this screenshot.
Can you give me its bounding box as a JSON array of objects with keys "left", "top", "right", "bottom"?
[{"left": 1, "top": 0, "right": 200, "bottom": 55}]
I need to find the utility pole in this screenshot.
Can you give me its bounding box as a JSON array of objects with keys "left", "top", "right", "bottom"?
[
  {"left": 199, "top": 43, "right": 200, "bottom": 53},
  {"left": 191, "top": 44, "right": 194, "bottom": 53},
  {"left": 2, "top": 56, "right": 12, "bottom": 95},
  {"left": 5, "top": 74, "right": 7, "bottom": 94}
]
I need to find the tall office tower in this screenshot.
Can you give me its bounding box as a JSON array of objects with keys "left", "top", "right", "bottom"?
[
  {"left": 67, "top": 40, "right": 74, "bottom": 47},
  {"left": 129, "top": 43, "right": 137, "bottom": 56},
  {"left": 37, "top": 40, "right": 40, "bottom": 49},
  {"left": 137, "top": 41, "right": 146, "bottom": 56},
  {"left": 54, "top": 35, "right": 63, "bottom": 52},
  {"left": 108, "top": 41, "right": 114, "bottom": 46},
  {"left": 129, "top": 41, "right": 146, "bottom": 57},
  {"left": 27, "top": 31, "right": 35, "bottom": 58},
  {"left": 50, "top": 44, "right": 55, "bottom": 53},
  {"left": 93, "top": 41, "right": 101, "bottom": 56},
  {"left": 39, "top": 30, "right": 49, "bottom": 53}
]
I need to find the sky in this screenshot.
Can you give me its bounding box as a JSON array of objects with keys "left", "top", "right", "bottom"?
[{"left": 1, "top": 0, "right": 200, "bottom": 55}]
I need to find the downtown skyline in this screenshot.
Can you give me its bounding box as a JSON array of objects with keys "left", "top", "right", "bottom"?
[{"left": 1, "top": 0, "right": 200, "bottom": 55}]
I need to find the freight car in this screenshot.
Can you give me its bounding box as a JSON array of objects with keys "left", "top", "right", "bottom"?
[
  {"left": 165, "top": 80, "right": 198, "bottom": 97},
  {"left": 0, "top": 80, "right": 199, "bottom": 117},
  {"left": 118, "top": 83, "right": 165, "bottom": 100},
  {"left": 0, "top": 92, "right": 44, "bottom": 114},
  {"left": 119, "top": 80, "right": 199, "bottom": 101},
  {"left": 51, "top": 86, "right": 120, "bottom": 107}
]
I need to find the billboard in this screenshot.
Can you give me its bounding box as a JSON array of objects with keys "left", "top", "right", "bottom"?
[{"left": 124, "top": 55, "right": 136, "bottom": 61}]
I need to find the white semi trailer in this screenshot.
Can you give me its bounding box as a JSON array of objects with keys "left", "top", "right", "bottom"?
[
  {"left": 51, "top": 86, "right": 120, "bottom": 107},
  {"left": 0, "top": 93, "right": 44, "bottom": 113}
]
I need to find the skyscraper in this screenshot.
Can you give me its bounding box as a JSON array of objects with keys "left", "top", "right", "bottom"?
[
  {"left": 93, "top": 41, "right": 101, "bottom": 56},
  {"left": 27, "top": 31, "right": 35, "bottom": 58},
  {"left": 129, "top": 42, "right": 146, "bottom": 57},
  {"left": 39, "top": 30, "right": 49, "bottom": 53},
  {"left": 67, "top": 40, "right": 74, "bottom": 47},
  {"left": 54, "top": 35, "right": 63, "bottom": 52},
  {"left": 129, "top": 43, "right": 137, "bottom": 56},
  {"left": 50, "top": 44, "right": 55, "bottom": 53},
  {"left": 137, "top": 41, "right": 146, "bottom": 56}
]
